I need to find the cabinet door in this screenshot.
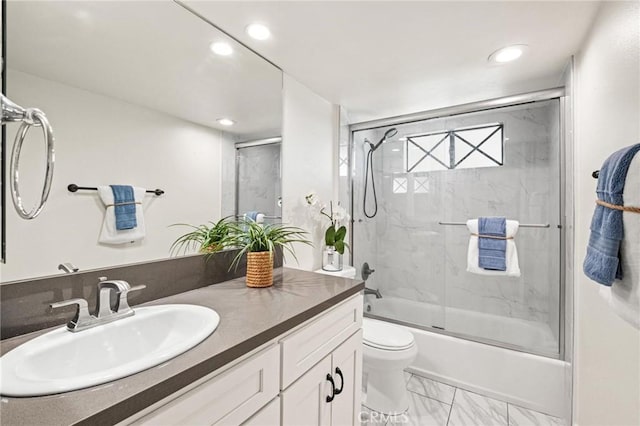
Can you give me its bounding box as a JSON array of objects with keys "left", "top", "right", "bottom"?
[
  {"left": 281, "top": 355, "right": 333, "bottom": 426},
  {"left": 330, "top": 330, "right": 363, "bottom": 426},
  {"left": 280, "top": 295, "right": 362, "bottom": 389}
]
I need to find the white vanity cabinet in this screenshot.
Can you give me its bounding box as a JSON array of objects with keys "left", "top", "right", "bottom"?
[
  {"left": 128, "top": 294, "right": 363, "bottom": 426},
  {"left": 281, "top": 330, "right": 362, "bottom": 426}
]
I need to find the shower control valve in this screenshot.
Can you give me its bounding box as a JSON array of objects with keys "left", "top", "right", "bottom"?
[{"left": 362, "top": 262, "right": 375, "bottom": 281}]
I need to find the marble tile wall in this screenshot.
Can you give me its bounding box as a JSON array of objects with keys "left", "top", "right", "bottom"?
[{"left": 351, "top": 100, "right": 561, "bottom": 353}]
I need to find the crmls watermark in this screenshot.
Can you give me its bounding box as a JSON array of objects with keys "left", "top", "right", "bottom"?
[{"left": 358, "top": 410, "right": 410, "bottom": 424}]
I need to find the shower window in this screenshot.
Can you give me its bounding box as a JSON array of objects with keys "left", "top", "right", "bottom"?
[
  {"left": 392, "top": 176, "right": 408, "bottom": 194},
  {"left": 406, "top": 123, "right": 504, "bottom": 172},
  {"left": 339, "top": 145, "right": 349, "bottom": 177}
]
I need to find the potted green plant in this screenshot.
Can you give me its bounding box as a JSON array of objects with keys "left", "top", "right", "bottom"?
[
  {"left": 169, "top": 217, "right": 232, "bottom": 255},
  {"left": 225, "top": 219, "right": 311, "bottom": 288}
]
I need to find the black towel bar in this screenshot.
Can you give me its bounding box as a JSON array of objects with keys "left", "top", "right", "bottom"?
[{"left": 67, "top": 184, "right": 164, "bottom": 196}]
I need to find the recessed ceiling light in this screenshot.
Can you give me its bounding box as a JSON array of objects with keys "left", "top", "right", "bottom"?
[
  {"left": 392, "top": 148, "right": 401, "bottom": 152},
  {"left": 210, "top": 42, "right": 233, "bottom": 56},
  {"left": 217, "top": 118, "right": 235, "bottom": 126},
  {"left": 488, "top": 45, "right": 528, "bottom": 64},
  {"left": 399, "top": 137, "right": 407, "bottom": 142},
  {"left": 246, "top": 23, "right": 271, "bottom": 40}
]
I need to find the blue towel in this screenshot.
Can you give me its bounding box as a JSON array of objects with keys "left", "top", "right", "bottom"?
[
  {"left": 478, "top": 217, "right": 507, "bottom": 271},
  {"left": 583, "top": 144, "right": 640, "bottom": 286},
  {"left": 110, "top": 185, "right": 137, "bottom": 230},
  {"left": 245, "top": 211, "right": 259, "bottom": 222}
]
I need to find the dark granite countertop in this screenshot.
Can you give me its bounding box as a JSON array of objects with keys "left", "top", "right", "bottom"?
[{"left": 0, "top": 268, "right": 364, "bottom": 426}]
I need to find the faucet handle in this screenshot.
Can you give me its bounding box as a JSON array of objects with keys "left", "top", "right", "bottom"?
[
  {"left": 115, "top": 284, "right": 146, "bottom": 314},
  {"left": 50, "top": 298, "right": 93, "bottom": 331}
]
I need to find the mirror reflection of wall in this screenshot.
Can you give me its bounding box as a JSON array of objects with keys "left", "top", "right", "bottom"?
[
  {"left": 0, "top": 1, "right": 282, "bottom": 282},
  {"left": 235, "top": 139, "right": 282, "bottom": 224}
]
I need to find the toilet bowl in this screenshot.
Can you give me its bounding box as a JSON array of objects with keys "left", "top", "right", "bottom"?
[{"left": 362, "top": 318, "right": 417, "bottom": 415}]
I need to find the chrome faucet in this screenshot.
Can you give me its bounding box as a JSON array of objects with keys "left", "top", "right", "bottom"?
[
  {"left": 364, "top": 287, "right": 382, "bottom": 299},
  {"left": 50, "top": 277, "right": 145, "bottom": 332},
  {"left": 58, "top": 262, "right": 79, "bottom": 273}
]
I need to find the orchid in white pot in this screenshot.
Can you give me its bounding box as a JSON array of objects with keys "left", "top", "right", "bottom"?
[{"left": 305, "top": 192, "right": 350, "bottom": 255}]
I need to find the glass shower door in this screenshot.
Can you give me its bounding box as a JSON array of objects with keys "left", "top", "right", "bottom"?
[
  {"left": 236, "top": 142, "right": 282, "bottom": 222},
  {"left": 351, "top": 98, "right": 562, "bottom": 357},
  {"left": 352, "top": 127, "right": 447, "bottom": 331}
]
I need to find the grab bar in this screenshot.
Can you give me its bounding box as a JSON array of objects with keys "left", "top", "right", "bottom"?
[{"left": 2, "top": 94, "right": 55, "bottom": 219}]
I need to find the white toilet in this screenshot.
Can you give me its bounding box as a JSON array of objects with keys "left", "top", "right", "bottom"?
[
  {"left": 362, "top": 318, "right": 417, "bottom": 414},
  {"left": 314, "top": 266, "right": 417, "bottom": 414}
]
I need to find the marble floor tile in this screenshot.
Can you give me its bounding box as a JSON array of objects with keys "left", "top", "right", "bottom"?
[
  {"left": 359, "top": 405, "right": 387, "bottom": 426},
  {"left": 387, "top": 391, "right": 451, "bottom": 426},
  {"left": 404, "top": 370, "right": 413, "bottom": 384},
  {"left": 508, "top": 405, "right": 566, "bottom": 426},
  {"left": 407, "top": 374, "right": 456, "bottom": 405},
  {"left": 448, "top": 389, "right": 508, "bottom": 426}
]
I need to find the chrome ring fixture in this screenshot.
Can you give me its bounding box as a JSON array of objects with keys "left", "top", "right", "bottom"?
[{"left": 1, "top": 94, "right": 55, "bottom": 219}]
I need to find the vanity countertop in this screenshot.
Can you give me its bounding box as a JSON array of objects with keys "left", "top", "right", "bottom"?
[{"left": 0, "top": 268, "right": 364, "bottom": 426}]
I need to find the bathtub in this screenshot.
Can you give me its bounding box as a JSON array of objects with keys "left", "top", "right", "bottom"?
[{"left": 364, "top": 295, "right": 571, "bottom": 419}]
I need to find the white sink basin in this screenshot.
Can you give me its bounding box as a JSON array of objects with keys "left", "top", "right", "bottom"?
[{"left": 0, "top": 304, "right": 219, "bottom": 397}]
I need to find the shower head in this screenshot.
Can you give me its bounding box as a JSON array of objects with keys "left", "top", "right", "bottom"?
[{"left": 370, "top": 127, "right": 398, "bottom": 152}]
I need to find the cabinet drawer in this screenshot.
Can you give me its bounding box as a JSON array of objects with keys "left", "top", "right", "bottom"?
[
  {"left": 134, "top": 345, "right": 280, "bottom": 426},
  {"left": 281, "top": 294, "right": 362, "bottom": 389},
  {"left": 242, "top": 397, "right": 280, "bottom": 426}
]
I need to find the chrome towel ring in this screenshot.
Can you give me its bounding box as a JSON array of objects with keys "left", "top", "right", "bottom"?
[{"left": 1, "top": 94, "right": 55, "bottom": 219}]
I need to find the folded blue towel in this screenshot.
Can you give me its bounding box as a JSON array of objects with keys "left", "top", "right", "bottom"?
[
  {"left": 245, "top": 211, "right": 259, "bottom": 222},
  {"left": 478, "top": 217, "right": 507, "bottom": 271},
  {"left": 110, "top": 185, "right": 137, "bottom": 230},
  {"left": 583, "top": 143, "right": 640, "bottom": 286}
]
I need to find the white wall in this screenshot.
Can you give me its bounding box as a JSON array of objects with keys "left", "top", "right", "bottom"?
[
  {"left": 281, "top": 74, "right": 339, "bottom": 271},
  {"left": 1, "top": 70, "right": 231, "bottom": 282},
  {"left": 573, "top": 2, "right": 640, "bottom": 425}
]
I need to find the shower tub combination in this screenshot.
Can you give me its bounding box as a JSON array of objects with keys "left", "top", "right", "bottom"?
[
  {"left": 364, "top": 295, "right": 569, "bottom": 418},
  {"left": 347, "top": 89, "right": 570, "bottom": 419}
]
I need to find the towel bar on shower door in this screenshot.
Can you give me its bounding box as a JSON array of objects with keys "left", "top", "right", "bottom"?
[{"left": 438, "top": 221, "right": 551, "bottom": 228}]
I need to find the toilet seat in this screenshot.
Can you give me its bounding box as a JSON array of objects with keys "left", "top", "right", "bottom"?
[{"left": 363, "top": 318, "right": 415, "bottom": 351}]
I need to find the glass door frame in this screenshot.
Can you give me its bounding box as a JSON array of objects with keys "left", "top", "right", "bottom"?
[
  {"left": 234, "top": 136, "right": 282, "bottom": 220},
  {"left": 347, "top": 87, "right": 568, "bottom": 360}
]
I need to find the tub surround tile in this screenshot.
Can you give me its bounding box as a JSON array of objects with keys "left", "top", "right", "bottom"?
[
  {"left": 448, "top": 389, "right": 508, "bottom": 426},
  {"left": 0, "top": 268, "right": 363, "bottom": 426},
  {"left": 508, "top": 405, "right": 566, "bottom": 426},
  {"left": 407, "top": 374, "right": 456, "bottom": 405}
]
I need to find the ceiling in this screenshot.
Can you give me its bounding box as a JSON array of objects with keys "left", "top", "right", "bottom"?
[
  {"left": 184, "top": 1, "right": 600, "bottom": 123},
  {"left": 8, "top": 1, "right": 282, "bottom": 138}
]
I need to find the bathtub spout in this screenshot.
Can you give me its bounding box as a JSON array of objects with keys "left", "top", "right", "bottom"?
[{"left": 365, "top": 287, "right": 382, "bottom": 299}]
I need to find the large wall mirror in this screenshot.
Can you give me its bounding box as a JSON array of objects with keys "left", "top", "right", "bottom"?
[{"left": 0, "top": 1, "right": 283, "bottom": 282}]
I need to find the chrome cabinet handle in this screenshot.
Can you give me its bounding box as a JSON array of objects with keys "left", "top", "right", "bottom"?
[
  {"left": 334, "top": 367, "right": 344, "bottom": 395},
  {"left": 325, "top": 373, "right": 336, "bottom": 403}
]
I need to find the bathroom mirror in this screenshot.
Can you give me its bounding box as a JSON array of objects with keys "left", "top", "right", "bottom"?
[{"left": 0, "top": 1, "right": 282, "bottom": 282}]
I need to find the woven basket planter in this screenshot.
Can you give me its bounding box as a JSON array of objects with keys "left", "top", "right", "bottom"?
[{"left": 246, "top": 251, "right": 274, "bottom": 288}]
